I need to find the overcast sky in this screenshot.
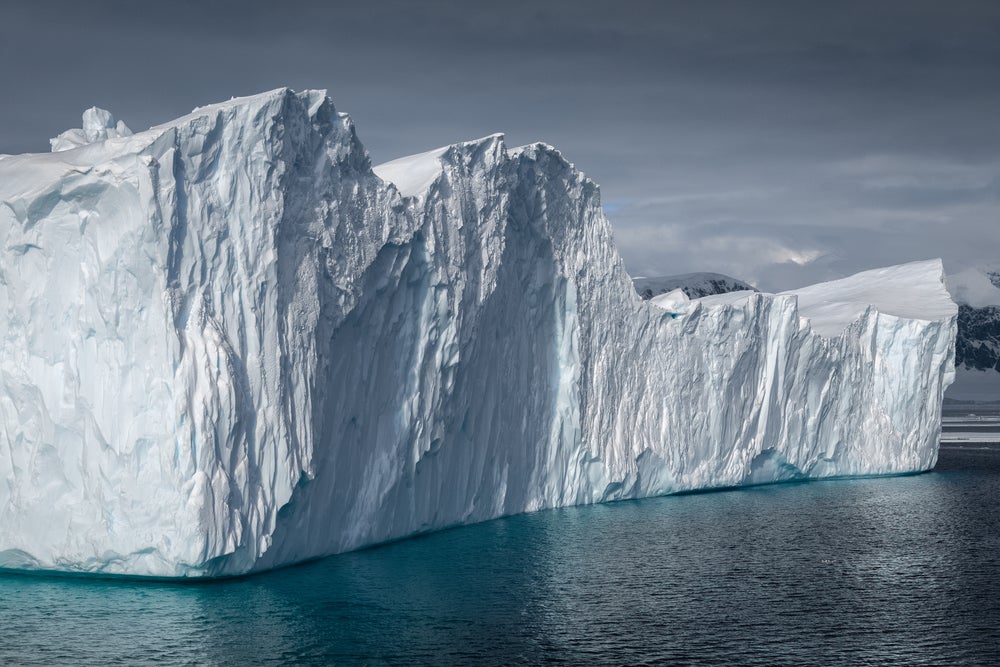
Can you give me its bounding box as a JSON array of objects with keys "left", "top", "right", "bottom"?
[{"left": 2, "top": 0, "right": 997, "bottom": 290}]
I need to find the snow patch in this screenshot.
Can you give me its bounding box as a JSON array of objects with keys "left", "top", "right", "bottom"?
[
  {"left": 649, "top": 288, "right": 690, "bottom": 313},
  {"left": 374, "top": 134, "right": 505, "bottom": 198},
  {"left": 373, "top": 146, "right": 449, "bottom": 197}
]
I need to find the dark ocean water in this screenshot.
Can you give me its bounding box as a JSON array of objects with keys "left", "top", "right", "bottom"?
[{"left": 2, "top": 444, "right": 999, "bottom": 666}]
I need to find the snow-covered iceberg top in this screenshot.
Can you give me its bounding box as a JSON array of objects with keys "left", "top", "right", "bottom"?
[
  {"left": 0, "top": 88, "right": 957, "bottom": 578},
  {"left": 780, "top": 260, "right": 958, "bottom": 338}
]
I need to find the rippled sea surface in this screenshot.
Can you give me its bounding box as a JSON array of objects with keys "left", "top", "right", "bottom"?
[{"left": 2, "top": 444, "right": 1000, "bottom": 665}]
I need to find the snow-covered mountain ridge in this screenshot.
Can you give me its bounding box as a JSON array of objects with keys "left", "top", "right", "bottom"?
[
  {"left": 944, "top": 267, "right": 1000, "bottom": 401},
  {"left": 632, "top": 272, "right": 756, "bottom": 300},
  {"left": 0, "top": 89, "right": 957, "bottom": 577}
]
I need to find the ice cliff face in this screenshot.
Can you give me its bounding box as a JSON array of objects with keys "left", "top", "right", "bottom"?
[{"left": 0, "top": 89, "right": 957, "bottom": 577}]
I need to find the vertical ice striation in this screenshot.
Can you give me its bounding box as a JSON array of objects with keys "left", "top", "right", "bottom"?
[{"left": 0, "top": 89, "right": 956, "bottom": 577}]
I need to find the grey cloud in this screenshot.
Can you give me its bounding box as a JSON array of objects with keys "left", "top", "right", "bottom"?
[{"left": 1, "top": 0, "right": 998, "bottom": 290}]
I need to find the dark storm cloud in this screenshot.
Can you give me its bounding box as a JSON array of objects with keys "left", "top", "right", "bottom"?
[{"left": 2, "top": 0, "right": 998, "bottom": 289}]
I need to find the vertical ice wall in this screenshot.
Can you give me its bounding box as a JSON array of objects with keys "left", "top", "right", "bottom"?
[{"left": 0, "top": 89, "right": 956, "bottom": 577}]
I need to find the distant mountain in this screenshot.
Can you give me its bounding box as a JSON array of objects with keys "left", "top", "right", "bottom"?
[
  {"left": 947, "top": 267, "right": 1000, "bottom": 401},
  {"left": 955, "top": 304, "right": 1000, "bottom": 372},
  {"left": 632, "top": 272, "right": 757, "bottom": 300}
]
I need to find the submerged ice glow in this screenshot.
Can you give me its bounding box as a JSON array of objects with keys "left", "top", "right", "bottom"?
[{"left": 0, "top": 89, "right": 956, "bottom": 577}]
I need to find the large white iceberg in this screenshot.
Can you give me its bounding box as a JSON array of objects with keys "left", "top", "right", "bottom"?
[{"left": 0, "top": 89, "right": 956, "bottom": 577}]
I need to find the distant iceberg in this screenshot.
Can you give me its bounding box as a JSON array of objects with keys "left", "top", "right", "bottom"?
[{"left": 0, "top": 89, "right": 956, "bottom": 577}]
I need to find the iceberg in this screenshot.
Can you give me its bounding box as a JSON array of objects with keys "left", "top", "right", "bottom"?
[{"left": 0, "top": 89, "right": 957, "bottom": 577}]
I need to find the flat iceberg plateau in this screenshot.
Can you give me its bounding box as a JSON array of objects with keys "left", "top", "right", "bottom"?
[{"left": 0, "top": 89, "right": 957, "bottom": 577}]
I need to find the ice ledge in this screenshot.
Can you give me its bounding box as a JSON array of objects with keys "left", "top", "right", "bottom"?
[
  {"left": 374, "top": 133, "right": 505, "bottom": 198},
  {"left": 781, "top": 259, "right": 956, "bottom": 337}
]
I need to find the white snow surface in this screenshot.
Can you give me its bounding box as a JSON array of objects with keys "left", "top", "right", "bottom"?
[
  {"left": 780, "top": 260, "right": 958, "bottom": 338},
  {"left": 648, "top": 288, "right": 690, "bottom": 313},
  {"left": 0, "top": 89, "right": 957, "bottom": 577}
]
